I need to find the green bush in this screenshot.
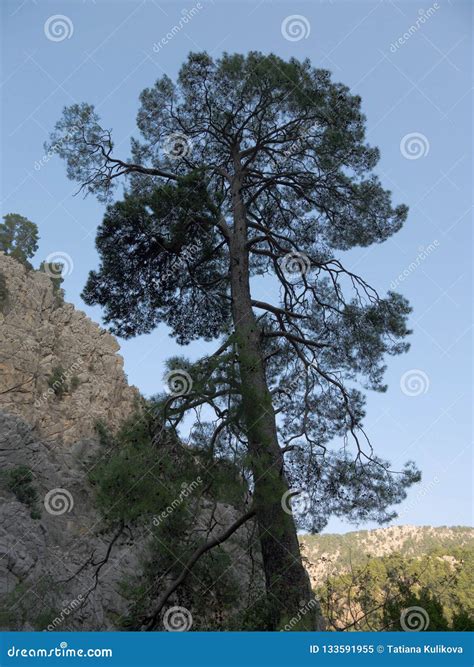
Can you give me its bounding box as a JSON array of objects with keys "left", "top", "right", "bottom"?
[
  {"left": 46, "top": 367, "right": 80, "bottom": 398},
  {"left": 39, "top": 261, "right": 63, "bottom": 290},
  {"left": 0, "top": 271, "right": 8, "bottom": 313},
  {"left": 89, "top": 404, "right": 245, "bottom": 525},
  {"left": 0, "top": 580, "right": 59, "bottom": 630},
  {"left": 1, "top": 465, "right": 40, "bottom": 519},
  {"left": 47, "top": 366, "right": 68, "bottom": 398},
  {"left": 70, "top": 375, "right": 80, "bottom": 391},
  {"left": 89, "top": 404, "right": 252, "bottom": 629}
]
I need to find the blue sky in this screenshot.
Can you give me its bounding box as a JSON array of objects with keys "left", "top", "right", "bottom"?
[{"left": 1, "top": 0, "right": 472, "bottom": 533}]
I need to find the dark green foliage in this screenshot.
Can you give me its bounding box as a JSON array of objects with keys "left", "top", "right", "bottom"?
[
  {"left": 0, "top": 580, "right": 60, "bottom": 630},
  {"left": 235, "top": 598, "right": 276, "bottom": 631},
  {"left": 82, "top": 177, "right": 229, "bottom": 342},
  {"left": 1, "top": 465, "right": 40, "bottom": 519},
  {"left": 122, "top": 529, "right": 242, "bottom": 631},
  {"left": 0, "top": 271, "right": 8, "bottom": 313},
  {"left": 0, "top": 213, "right": 39, "bottom": 268},
  {"left": 47, "top": 366, "right": 68, "bottom": 398},
  {"left": 89, "top": 406, "right": 257, "bottom": 629},
  {"left": 46, "top": 366, "right": 79, "bottom": 398},
  {"left": 94, "top": 419, "right": 113, "bottom": 448},
  {"left": 293, "top": 452, "right": 420, "bottom": 533},
  {"left": 70, "top": 375, "right": 80, "bottom": 391},
  {"left": 89, "top": 404, "right": 246, "bottom": 525}
]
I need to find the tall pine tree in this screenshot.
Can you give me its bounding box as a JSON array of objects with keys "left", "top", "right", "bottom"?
[{"left": 49, "top": 52, "right": 420, "bottom": 629}]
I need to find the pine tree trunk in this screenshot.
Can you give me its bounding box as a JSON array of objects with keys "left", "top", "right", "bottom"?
[{"left": 229, "top": 169, "right": 321, "bottom": 630}]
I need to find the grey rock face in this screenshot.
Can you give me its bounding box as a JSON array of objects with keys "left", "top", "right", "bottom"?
[
  {"left": 0, "top": 252, "right": 140, "bottom": 446},
  {"left": 0, "top": 411, "right": 144, "bottom": 630},
  {"left": 0, "top": 412, "right": 264, "bottom": 631}
]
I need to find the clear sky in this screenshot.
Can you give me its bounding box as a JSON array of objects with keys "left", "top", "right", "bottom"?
[{"left": 1, "top": 0, "right": 472, "bottom": 533}]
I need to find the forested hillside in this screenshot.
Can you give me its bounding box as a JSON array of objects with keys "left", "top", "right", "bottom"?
[
  {"left": 300, "top": 526, "right": 473, "bottom": 631},
  {"left": 301, "top": 525, "right": 473, "bottom": 580}
]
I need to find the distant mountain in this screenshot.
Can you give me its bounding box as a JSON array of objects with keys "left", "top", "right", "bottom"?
[{"left": 300, "top": 525, "right": 474, "bottom": 584}]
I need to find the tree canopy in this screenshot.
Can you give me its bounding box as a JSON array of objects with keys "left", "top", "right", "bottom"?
[{"left": 0, "top": 213, "right": 39, "bottom": 268}]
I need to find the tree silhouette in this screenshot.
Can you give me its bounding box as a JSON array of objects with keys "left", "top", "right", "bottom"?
[{"left": 49, "top": 51, "right": 420, "bottom": 630}]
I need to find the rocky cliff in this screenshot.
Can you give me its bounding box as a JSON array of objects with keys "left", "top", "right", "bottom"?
[
  {"left": 0, "top": 252, "right": 139, "bottom": 445},
  {"left": 0, "top": 255, "right": 262, "bottom": 631}
]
